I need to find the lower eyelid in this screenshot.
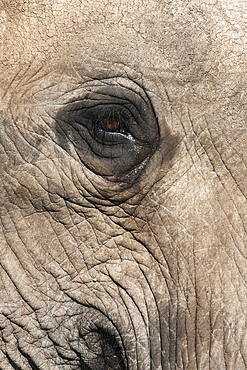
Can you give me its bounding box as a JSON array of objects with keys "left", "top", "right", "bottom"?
[{"left": 94, "top": 127, "right": 131, "bottom": 142}]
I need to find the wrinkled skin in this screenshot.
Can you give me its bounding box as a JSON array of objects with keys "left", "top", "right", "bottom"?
[{"left": 0, "top": 0, "right": 247, "bottom": 369}]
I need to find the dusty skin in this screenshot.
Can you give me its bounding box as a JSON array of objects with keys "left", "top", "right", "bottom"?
[{"left": 0, "top": 0, "right": 247, "bottom": 369}]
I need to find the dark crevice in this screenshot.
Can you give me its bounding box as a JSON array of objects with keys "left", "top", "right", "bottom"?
[
  {"left": 17, "top": 346, "right": 39, "bottom": 370},
  {"left": 4, "top": 352, "right": 22, "bottom": 370},
  {"left": 77, "top": 326, "right": 126, "bottom": 370}
]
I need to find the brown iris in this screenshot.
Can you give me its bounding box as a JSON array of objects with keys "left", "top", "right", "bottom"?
[{"left": 100, "top": 119, "right": 120, "bottom": 132}]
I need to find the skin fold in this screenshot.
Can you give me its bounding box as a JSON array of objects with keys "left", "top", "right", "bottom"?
[{"left": 0, "top": 0, "right": 246, "bottom": 369}]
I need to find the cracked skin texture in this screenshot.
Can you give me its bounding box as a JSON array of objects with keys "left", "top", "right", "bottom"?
[{"left": 0, "top": 0, "right": 247, "bottom": 369}]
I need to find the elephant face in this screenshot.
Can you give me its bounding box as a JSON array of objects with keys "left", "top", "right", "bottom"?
[{"left": 0, "top": 1, "right": 247, "bottom": 369}]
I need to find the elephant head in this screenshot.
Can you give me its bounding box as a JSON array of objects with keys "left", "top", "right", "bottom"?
[{"left": 0, "top": 0, "right": 246, "bottom": 369}]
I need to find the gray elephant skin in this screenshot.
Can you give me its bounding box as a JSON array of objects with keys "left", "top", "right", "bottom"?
[{"left": 0, "top": 0, "right": 246, "bottom": 369}]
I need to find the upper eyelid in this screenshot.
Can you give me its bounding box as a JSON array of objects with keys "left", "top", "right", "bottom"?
[
  {"left": 70, "top": 103, "right": 140, "bottom": 127},
  {"left": 62, "top": 86, "right": 145, "bottom": 112},
  {"left": 68, "top": 102, "right": 129, "bottom": 112}
]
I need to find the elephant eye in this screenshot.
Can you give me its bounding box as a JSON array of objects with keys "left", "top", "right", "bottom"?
[
  {"left": 55, "top": 81, "right": 160, "bottom": 180},
  {"left": 96, "top": 110, "right": 122, "bottom": 132},
  {"left": 101, "top": 118, "right": 120, "bottom": 131},
  {"left": 88, "top": 105, "right": 131, "bottom": 142}
]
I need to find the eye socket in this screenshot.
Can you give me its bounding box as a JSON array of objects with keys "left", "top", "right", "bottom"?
[{"left": 55, "top": 80, "right": 160, "bottom": 180}]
